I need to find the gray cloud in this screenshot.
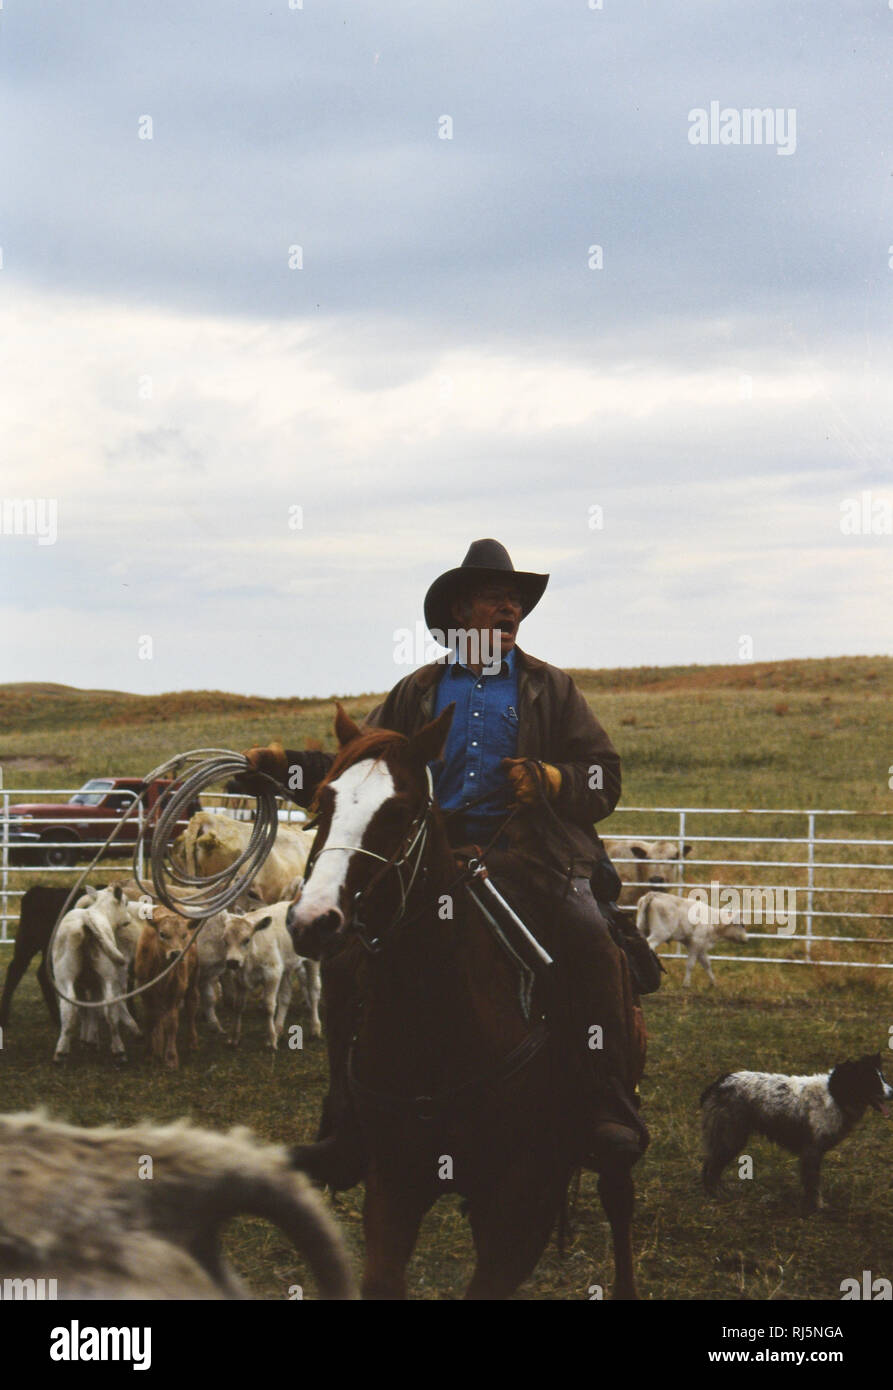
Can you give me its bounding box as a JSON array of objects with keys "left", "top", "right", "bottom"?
[
  {"left": 6, "top": 1, "right": 892, "bottom": 340},
  {"left": 2, "top": 1, "right": 891, "bottom": 696}
]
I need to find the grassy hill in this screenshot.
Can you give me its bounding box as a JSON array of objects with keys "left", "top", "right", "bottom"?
[{"left": 2, "top": 656, "right": 891, "bottom": 812}]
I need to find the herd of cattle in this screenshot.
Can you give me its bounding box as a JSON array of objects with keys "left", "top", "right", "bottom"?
[
  {"left": 0, "top": 811, "right": 320, "bottom": 1065},
  {"left": 0, "top": 822, "right": 749, "bottom": 1067}
]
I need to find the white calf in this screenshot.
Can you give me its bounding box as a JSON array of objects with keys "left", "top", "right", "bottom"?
[
  {"left": 74, "top": 894, "right": 145, "bottom": 1051},
  {"left": 51, "top": 886, "right": 141, "bottom": 1062},
  {"left": 636, "top": 890, "right": 748, "bottom": 986},
  {"left": 222, "top": 903, "right": 322, "bottom": 1048}
]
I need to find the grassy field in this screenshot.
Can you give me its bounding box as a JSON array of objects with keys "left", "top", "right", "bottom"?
[{"left": 1, "top": 657, "right": 891, "bottom": 1300}]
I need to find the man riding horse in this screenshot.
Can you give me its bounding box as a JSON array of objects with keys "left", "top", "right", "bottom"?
[{"left": 232, "top": 539, "right": 649, "bottom": 1186}]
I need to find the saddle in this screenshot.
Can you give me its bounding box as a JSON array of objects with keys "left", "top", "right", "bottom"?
[{"left": 452, "top": 845, "right": 663, "bottom": 998}]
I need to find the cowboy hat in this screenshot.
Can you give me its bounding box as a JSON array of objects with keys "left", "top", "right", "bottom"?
[{"left": 423, "top": 539, "right": 549, "bottom": 639}]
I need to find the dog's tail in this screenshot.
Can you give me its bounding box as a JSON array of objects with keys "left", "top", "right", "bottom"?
[
  {"left": 202, "top": 1167, "right": 355, "bottom": 1299},
  {"left": 700, "top": 1073, "right": 731, "bottom": 1107}
]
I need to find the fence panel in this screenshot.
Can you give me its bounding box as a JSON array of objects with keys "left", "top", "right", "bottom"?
[
  {"left": 0, "top": 784, "right": 308, "bottom": 942},
  {"left": 603, "top": 806, "right": 893, "bottom": 969}
]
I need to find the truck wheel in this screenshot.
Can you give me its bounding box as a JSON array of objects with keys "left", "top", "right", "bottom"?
[{"left": 41, "top": 831, "right": 79, "bottom": 869}]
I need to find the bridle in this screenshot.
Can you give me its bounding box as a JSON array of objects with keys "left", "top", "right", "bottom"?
[
  {"left": 301, "top": 752, "right": 530, "bottom": 956},
  {"left": 305, "top": 764, "right": 436, "bottom": 953}
]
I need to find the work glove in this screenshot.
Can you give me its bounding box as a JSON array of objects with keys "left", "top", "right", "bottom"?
[
  {"left": 226, "top": 741, "right": 290, "bottom": 795},
  {"left": 501, "top": 757, "right": 562, "bottom": 805}
]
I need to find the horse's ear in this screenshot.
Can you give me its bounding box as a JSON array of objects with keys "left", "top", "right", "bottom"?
[
  {"left": 408, "top": 704, "right": 454, "bottom": 765},
  {"left": 334, "top": 702, "right": 362, "bottom": 747}
]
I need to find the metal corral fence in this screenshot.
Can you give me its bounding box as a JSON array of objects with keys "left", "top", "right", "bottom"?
[
  {"left": 602, "top": 805, "right": 893, "bottom": 970},
  {"left": 0, "top": 779, "right": 307, "bottom": 944},
  {"left": 1, "top": 786, "right": 892, "bottom": 968}
]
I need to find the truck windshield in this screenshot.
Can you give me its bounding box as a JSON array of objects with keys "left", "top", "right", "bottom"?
[{"left": 69, "top": 779, "right": 115, "bottom": 807}]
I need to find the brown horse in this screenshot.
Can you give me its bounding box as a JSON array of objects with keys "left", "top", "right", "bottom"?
[{"left": 286, "top": 704, "right": 638, "bottom": 1300}]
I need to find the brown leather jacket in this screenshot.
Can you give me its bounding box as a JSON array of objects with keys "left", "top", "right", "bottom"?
[{"left": 286, "top": 647, "right": 621, "bottom": 880}]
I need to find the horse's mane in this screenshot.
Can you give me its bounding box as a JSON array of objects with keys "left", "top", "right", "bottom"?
[{"left": 311, "top": 727, "right": 408, "bottom": 811}]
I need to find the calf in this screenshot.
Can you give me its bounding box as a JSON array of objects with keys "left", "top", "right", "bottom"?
[
  {"left": 135, "top": 907, "right": 199, "bottom": 1069},
  {"left": 222, "top": 902, "right": 322, "bottom": 1048},
  {"left": 78, "top": 900, "right": 145, "bottom": 1054},
  {"left": 636, "top": 889, "right": 747, "bottom": 986},
  {"left": 50, "top": 886, "right": 140, "bottom": 1063},
  {"left": 604, "top": 837, "right": 691, "bottom": 908},
  {"left": 177, "top": 895, "right": 261, "bottom": 1039},
  {"left": 149, "top": 888, "right": 263, "bottom": 1036},
  {"left": 193, "top": 911, "right": 232, "bottom": 1034},
  {"left": 0, "top": 884, "right": 98, "bottom": 1032},
  {"left": 0, "top": 1110, "right": 355, "bottom": 1298}
]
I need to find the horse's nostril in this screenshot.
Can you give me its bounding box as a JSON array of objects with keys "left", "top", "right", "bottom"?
[{"left": 288, "top": 905, "right": 344, "bottom": 958}]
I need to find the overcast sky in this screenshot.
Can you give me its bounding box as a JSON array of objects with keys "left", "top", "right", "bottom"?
[{"left": 1, "top": 1, "right": 891, "bottom": 698}]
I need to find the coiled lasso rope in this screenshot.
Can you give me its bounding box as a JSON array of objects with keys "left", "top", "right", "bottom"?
[{"left": 45, "top": 749, "right": 287, "bottom": 1012}]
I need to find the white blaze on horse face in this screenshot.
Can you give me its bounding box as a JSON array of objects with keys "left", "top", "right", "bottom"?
[{"left": 293, "top": 760, "right": 397, "bottom": 924}]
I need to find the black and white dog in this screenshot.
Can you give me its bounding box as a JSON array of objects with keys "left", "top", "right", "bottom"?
[{"left": 701, "top": 1052, "right": 892, "bottom": 1211}]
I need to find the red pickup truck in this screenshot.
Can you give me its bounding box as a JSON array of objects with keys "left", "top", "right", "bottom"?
[{"left": 4, "top": 777, "right": 200, "bottom": 868}]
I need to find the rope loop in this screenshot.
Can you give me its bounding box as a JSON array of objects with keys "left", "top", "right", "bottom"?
[
  {"left": 137, "top": 749, "right": 282, "bottom": 917},
  {"left": 45, "top": 749, "right": 288, "bottom": 1011}
]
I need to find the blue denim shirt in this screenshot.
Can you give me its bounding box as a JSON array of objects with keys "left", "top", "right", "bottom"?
[{"left": 431, "top": 647, "right": 520, "bottom": 841}]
